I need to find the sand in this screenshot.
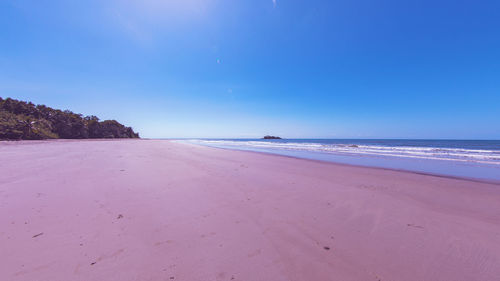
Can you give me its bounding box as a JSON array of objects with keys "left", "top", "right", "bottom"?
[{"left": 1, "top": 139, "right": 500, "bottom": 281}]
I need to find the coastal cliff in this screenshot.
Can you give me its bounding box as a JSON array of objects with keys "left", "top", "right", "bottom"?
[{"left": 0, "top": 97, "right": 139, "bottom": 140}]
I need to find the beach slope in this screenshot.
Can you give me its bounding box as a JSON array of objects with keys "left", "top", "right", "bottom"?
[{"left": 1, "top": 140, "right": 499, "bottom": 281}]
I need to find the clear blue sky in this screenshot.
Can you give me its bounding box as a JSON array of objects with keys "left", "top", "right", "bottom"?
[{"left": 1, "top": 0, "right": 499, "bottom": 139}]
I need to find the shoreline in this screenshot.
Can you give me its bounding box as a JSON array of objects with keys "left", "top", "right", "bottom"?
[
  {"left": 3, "top": 138, "right": 500, "bottom": 185},
  {"left": 180, "top": 141, "right": 500, "bottom": 185},
  {"left": 2, "top": 139, "right": 500, "bottom": 280}
]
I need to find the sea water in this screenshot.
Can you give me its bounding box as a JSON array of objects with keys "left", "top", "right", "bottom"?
[{"left": 184, "top": 139, "right": 500, "bottom": 181}]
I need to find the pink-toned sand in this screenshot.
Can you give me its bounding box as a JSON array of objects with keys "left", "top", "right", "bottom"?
[{"left": 1, "top": 140, "right": 500, "bottom": 281}]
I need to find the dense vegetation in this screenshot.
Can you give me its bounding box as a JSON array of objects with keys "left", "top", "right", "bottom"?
[{"left": 0, "top": 97, "right": 139, "bottom": 140}]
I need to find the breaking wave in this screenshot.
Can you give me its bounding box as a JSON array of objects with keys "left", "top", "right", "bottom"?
[{"left": 186, "top": 139, "right": 500, "bottom": 165}]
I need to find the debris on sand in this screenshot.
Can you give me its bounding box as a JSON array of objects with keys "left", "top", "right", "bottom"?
[{"left": 407, "top": 224, "right": 424, "bottom": 229}]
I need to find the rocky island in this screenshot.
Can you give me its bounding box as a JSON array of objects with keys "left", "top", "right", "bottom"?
[{"left": 263, "top": 135, "right": 282, "bottom": 139}]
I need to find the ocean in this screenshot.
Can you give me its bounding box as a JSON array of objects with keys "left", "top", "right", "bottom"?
[{"left": 184, "top": 139, "right": 500, "bottom": 181}]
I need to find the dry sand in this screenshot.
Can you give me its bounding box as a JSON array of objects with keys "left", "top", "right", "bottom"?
[{"left": 1, "top": 139, "right": 500, "bottom": 281}]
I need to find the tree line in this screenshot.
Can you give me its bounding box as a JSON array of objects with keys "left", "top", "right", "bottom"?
[{"left": 0, "top": 97, "right": 139, "bottom": 140}]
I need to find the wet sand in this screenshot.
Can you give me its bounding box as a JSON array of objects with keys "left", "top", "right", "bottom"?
[{"left": 1, "top": 139, "right": 500, "bottom": 281}]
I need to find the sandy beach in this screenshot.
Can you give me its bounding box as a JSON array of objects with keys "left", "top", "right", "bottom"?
[{"left": 1, "top": 139, "right": 500, "bottom": 281}]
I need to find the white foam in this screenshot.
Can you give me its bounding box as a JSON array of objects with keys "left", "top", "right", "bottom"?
[{"left": 184, "top": 140, "right": 500, "bottom": 165}]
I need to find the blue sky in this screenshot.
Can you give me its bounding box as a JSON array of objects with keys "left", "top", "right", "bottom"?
[{"left": 1, "top": 0, "right": 499, "bottom": 139}]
